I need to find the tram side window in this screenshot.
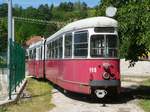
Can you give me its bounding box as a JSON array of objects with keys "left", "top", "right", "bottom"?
[
  {"left": 52, "top": 41, "right": 55, "bottom": 58},
  {"left": 74, "top": 31, "right": 88, "bottom": 57},
  {"left": 59, "top": 37, "right": 63, "bottom": 58},
  {"left": 29, "top": 50, "right": 32, "bottom": 59},
  {"left": 65, "top": 33, "right": 72, "bottom": 58},
  {"left": 90, "top": 35, "right": 105, "bottom": 57},
  {"left": 31, "top": 50, "right": 33, "bottom": 59},
  {"left": 106, "top": 35, "right": 117, "bottom": 57},
  {"left": 47, "top": 43, "right": 52, "bottom": 59},
  {"left": 41, "top": 46, "right": 42, "bottom": 60},
  {"left": 38, "top": 47, "right": 42, "bottom": 60},
  {"left": 33, "top": 49, "right": 36, "bottom": 59},
  {"left": 53, "top": 40, "right": 58, "bottom": 59},
  {"left": 37, "top": 48, "right": 40, "bottom": 60}
]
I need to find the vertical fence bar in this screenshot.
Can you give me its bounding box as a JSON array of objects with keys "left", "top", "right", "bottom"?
[
  {"left": 8, "top": 39, "right": 12, "bottom": 99},
  {"left": 14, "top": 42, "right": 16, "bottom": 92}
]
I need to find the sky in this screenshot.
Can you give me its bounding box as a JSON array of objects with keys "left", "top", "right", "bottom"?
[{"left": 0, "top": 0, "right": 100, "bottom": 8}]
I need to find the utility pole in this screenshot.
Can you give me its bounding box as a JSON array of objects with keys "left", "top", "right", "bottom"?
[
  {"left": 12, "top": 17, "right": 14, "bottom": 41},
  {"left": 7, "top": 0, "right": 12, "bottom": 100}
]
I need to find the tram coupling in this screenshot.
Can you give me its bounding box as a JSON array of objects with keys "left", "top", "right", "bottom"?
[{"left": 95, "top": 89, "right": 107, "bottom": 98}]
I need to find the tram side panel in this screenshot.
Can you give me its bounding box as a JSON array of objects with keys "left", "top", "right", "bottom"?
[
  {"left": 45, "top": 60, "right": 59, "bottom": 84},
  {"left": 34, "top": 60, "right": 44, "bottom": 78},
  {"left": 59, "top": 59, "right": 120, "bottom": 94},
  {"left": 44, "top": 58, "right": 120, "bottom": 95},
  {"left": 27, "top": 60, "right": 33, "bottom": 76},
  {"left": 59, "top": 60, "right": 79, "bottom": 92}
]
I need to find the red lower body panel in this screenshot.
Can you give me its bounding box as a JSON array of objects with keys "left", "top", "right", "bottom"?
[
  {"left": 45, "top": 59, "right": 120, "bottom": 94},
  {"left": 27, "top": 60, "right": 44, "bottom": 78}
]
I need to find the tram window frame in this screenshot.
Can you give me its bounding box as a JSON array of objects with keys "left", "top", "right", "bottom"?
[
  {"left": 74, "top": 31, "right": 88, "bottom": 57},
  {"left": 90, "top": 35, "right": 105, "bottom": 57},
  {"left": 64, "top": 33, "right": 72, "bottom": 58},
  {"left": 90, "top": 34, "right": 118, "bottom": 58},
  {"left": 106, "top": 35, "right": 118, "bottom": 57}
]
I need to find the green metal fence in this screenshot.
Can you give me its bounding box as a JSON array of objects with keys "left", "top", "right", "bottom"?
[{"left": 9, "top": 39, "right": 25, "bottom": 99}]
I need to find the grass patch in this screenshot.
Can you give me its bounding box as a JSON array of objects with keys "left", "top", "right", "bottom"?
[
  {"left": 0, "top": 78, "right": 54, "bottom": 112},
  {"left": 139, "top": 99, "right": 150, "bottom": 112},
  {"left": 138, "top": 79, "right": 150, "bottom": 112}
]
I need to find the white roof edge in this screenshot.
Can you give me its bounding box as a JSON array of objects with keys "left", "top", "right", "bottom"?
[{"left": 46, "top": 16, "right": 118, "bottom": 42}]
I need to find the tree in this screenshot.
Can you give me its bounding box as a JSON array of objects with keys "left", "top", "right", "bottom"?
[
  {"left": 24, "top": 6, "right": 38, "bottom": 19},
  {"left": 0, "top": 2, "right": 94, "bottom": 46},
  {"left": 13, "top": 4, "right": 23, "bottom": 17},
  {"left": 96, "top": 0, "right": 150, "bottom": 65},
  {"left": 38, "top": 4, "right": 52, "bottom": 20},
  {"left": 0, "top": 3, "right": 8, "bottom": 17},
  {"left": 0, "top": 19, "right": 7, "bottom": 52}
]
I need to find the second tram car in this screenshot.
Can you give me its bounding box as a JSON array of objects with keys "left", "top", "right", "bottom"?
[
  {"left": 27, "top": 39, "right": 45, "bottom": 78},
  {"left": 27, "top": 17, "right": 120, "bottom": 98}
]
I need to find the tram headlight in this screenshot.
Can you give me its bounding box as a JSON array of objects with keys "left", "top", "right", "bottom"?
[{"left": 102, "top": 72, "right": 110, "bottom": 80}]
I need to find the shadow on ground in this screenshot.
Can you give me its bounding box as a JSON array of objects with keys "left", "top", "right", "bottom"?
[
  {"left": 30, "top": 78, "right": 150, "bottom": 104},
  {"left": 51, "top": 84, "right": 150, "bottom": 104}
]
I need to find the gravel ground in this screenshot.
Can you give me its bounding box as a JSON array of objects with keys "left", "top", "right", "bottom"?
[
  {"left": 49, "top": 85, "right": 144, "bottom": 112},
  {"left": 49, "top": 79, "right": 147, "bottom": 112}
]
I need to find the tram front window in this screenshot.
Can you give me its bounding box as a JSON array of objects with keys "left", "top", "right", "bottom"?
[
  {"left": 90, "top": 35, "right": 105, "bottom": 57},
  {"left": 90, "top": 35, "right": 118, "bottom": 58},
  {"left": 106, "top": 35, "right": 118, "bottom": 57}
]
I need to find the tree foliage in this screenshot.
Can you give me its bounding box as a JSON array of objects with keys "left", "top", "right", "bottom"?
[
  {"left": 0, "top": 0, "right": 149, "bottom": 64},
  {"left": 96, "top": 0, "right": 150, "bottom": 64},
  {"left": 0, "top": 1, "right": 89, "bottom": 45},
  {"left": 0, "top": 18, "right": 7, "bottom": 52}
]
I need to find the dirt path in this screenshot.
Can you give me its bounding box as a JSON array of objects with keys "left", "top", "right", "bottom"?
[{"left": 49, "top": 79, "right": 146, "bottom": 112}]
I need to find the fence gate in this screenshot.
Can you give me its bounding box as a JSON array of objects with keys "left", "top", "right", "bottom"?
[{"left": 9, "top": 39, "right": 25, "bottom": 99}]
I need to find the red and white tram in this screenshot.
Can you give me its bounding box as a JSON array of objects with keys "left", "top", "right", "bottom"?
[{"left": 27, "top": 16, "right": 120, "bottom": 98}]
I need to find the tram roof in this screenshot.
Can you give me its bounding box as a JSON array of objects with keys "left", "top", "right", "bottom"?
[{"left": 46, "top": 16, "right": 118, "bottom": 42}]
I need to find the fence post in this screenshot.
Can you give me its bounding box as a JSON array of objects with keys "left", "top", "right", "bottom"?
[{"left": 8, "top": 39, "right": 12, "bottom": 100}]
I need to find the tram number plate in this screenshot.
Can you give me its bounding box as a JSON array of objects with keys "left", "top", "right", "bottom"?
[{"left": 89, "top": 67, "right": 97, "bottom": 73}]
